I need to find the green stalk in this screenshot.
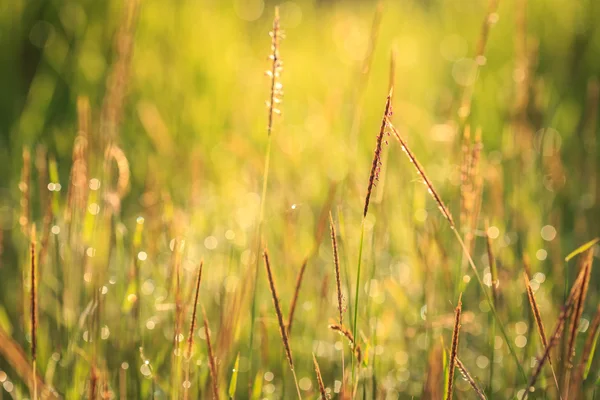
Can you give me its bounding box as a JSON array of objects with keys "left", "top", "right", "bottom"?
[
  {"left": 489, "top": 311, "right": 495, "bottom": 399},
  {"left": 352, "top": 218, "right": 366, "bottom": 384},
  {"left": 248, "top": 134, "right": 272, "bottom": 373},
  {"left": 451, "top": 228, "right": 527, "bottom": 383}
]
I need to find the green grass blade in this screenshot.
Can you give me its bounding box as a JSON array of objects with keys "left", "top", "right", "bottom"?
[
  {"left": 228, "top": 353, "right": 240, "bottom": 399},
  {"left": 565, "top": 238, "right": 600, "bottom": 262}
]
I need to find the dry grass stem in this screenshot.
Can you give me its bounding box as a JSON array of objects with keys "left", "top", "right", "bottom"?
[
  {"left": 455, "top": 358, "right": 486, "bottom": 400},
  {"left": 386, "top": 120, "right": 455, "bottom": 227},
  {"left": 570, "top": 304, "right": 600, "bottom": 397},
  {"left": 287, "top": 258, "right": 307, "bottom": 336},
  {"left": 329, "top": 323, "right": 362, "bottom": 364},
  {"left": 312, "top": 353, "right": 328, "bottom": 399},
  {"left": 566, "top": 248, "right": 594, "bottom": 367},
  {"left": 329, "top": 213, "right": 344, "bottom": 325},
  {"left": 523, "top": 267, "right": 589, "bottom": 398},
  {"left": 445, "top": 293, "right": 462, "bottom": 400},
  {"left": 363, "top": 91, "right": 393, "bottom": 218},
  {"left": 202, "top": 305, "right": 219, "bottom": 400},
  {"left": 263, "top": 249, "right": 294, "bottom": 367},
  {"left": 186, "top": 261, "right": 204, "bottom": 359}
]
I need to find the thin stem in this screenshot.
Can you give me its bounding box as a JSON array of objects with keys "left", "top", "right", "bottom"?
[
  {"left": 33, "top": 360, "right": 37, "bottom": 400},
  {"left": 451, "top": 228, "right": 527, "bottom": 383},
  {"left": 249, "top": 134, "right": 272, "bottom": 367},
  {"left": 352, "top": 219, "right": 366, "bottom": 385},
  {"left": 290, "top": 368, "right": 302, "bottom": 400}
]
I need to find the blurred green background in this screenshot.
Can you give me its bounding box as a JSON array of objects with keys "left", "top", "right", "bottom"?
[{"left": 1, "top": 0, "right": 600, "bottom": 398}]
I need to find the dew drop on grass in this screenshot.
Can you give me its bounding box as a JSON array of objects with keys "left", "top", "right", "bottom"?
[{"left": 140, "top": 364, "right": 151, "bottom": 377}]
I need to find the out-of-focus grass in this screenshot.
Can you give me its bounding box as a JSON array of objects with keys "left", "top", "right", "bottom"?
[{"left": 0, "top": 0, "right": 599, "bottom": 399}]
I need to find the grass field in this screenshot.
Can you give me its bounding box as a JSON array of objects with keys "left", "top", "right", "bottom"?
[{"left": 1, "top": 0, "right": 600, "bottom": 399}]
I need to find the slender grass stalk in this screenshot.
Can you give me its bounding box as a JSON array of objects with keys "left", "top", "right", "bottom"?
[
  {"left": 571, "top": 304, "right": 600, "bottom": 396},
  {"left": 330, "top": 213, "right": 344, "bottom": 326},
  {"left": 484, "top": 219, "right": 497, "bottom": 399},
  {"left": 522, "top": 264, "right": 588, "bottom": 399},
  {"left": 563, "top": 248, "right": 593, "bottom": 399},
  {"left": 386, "top": 120, "right": 528, "bottom": 383},
  {"left": 312, "top": 354, "right": 327, "bottom": 399},
  {"left": 445, "top": 293, "right": 462, "bottom": 400},
  {"left": 202, "top": 305, "right": 220, "bottom": 400},
  {"left": 353, "top": 91, "right": 393, "bottom": 384},
  {"left": 249, "top": 6, "right": 283, "bottom": 371},
  {"left": 30, "top": 225, "right": 37, "bottom": 400},
  {"left": 523, "top": 272, "right": 561, "bottom": 394},
  {"left": 287, "top": 258, "right": 307, "bottom": 336},
  {"left": 186, "top": 261, "right": 204, "bottom": 359},
  {"left": 263, "top": 249, "right": 302, "bottom": 399},
  {"left": 456, "top": 358, "right": 486, "bottom": 400},
  {"left": 330, "top": 212, "right": 346, "bottom": 390},
  {"left": 329, "top": 324, "right": 362, "bottom": 364}
]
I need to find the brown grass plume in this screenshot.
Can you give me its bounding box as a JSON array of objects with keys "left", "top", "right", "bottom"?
[
  {"left": 312, "top": 353, "right": 328, "bottom": 399},
  {"left": 445, "top": 293, "right": 462, "bottom": 400},
  {"left": 186, "top": 260, "right": 203, "bottom": 359},
  {"left": 287, "top": 258, "right": 307, "bottom": 336},
  {"left": 329, "top": 213, "right": 344, "bottom": 325},
  {"left": 363, "top": 91, "right": 393, "bottom": 218}
]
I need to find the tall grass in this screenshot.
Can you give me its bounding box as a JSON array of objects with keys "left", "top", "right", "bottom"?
[{"left": 2, "top": 1, "right": 600, "bottom": 399}]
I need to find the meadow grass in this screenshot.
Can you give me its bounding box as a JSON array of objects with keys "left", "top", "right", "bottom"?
[{"left": 1, "top": 0, "right": 600, "bottom": 399}]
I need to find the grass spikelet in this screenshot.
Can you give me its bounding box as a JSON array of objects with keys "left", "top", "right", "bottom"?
[
  {"left": 312, "top": 353, "right": 328, "bottom": 399},
  {"left": 287, "top": 258, "right": 307, "bottom": 336},
  {"left": 386, "top": 120, "right": 455, "bottom": 227},
  {"left": 522, "top": 270, "right": 587, "bottom": 399},
  {"left": 570, "top": 304, "right": 600, "bottom": 397},
  {"left": 566, "top": 248, "right": 593, "bottom": 367},
  {"left": 262, "top": 248, "right": 302, "bottom": 399},
  {"left": 444, "top": 293, "right": 462, "bottom": 400},
  {"left": 524, "top": 272, "right": 549, "bottom": 351},
  {"left": 186, "top": 260, "right": 203, "bottom": 359},
  {"left": 249, "top": 6, "right": 285, "bottom": 369},
  {"left": 202, "top": 304, "right": 219, "bottom": 400},
  {"left": 352, "top": 90, "right": 392, "bottom": 382},
  {"left": 524, "top": 271, "right": 560, "bottom": 392},
  {"left": 386, "top": 117, "right": 526, "bottom": 381},
  {"left": 263, "top": 249, "right": 293, "bottom": 366},
  {"left": 363, "top": 91, "right": 393, "bottom": 218},
  {"left": 328, "top": 323, "right": 362, "bottom": 364},
  {"left": 266, "top": 6, "right": 283, "bottom": 137},
  {"left": 329, "top": 213, "right": 343, "bottom": 325},
  {"left": 455, "top": 358, "right": 486, "bottom": 400}
]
